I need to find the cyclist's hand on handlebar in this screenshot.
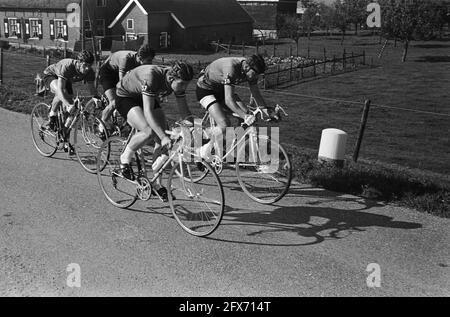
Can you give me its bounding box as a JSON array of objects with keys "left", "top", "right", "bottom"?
[
  {"left": 161, "top": 136, "right": 173, "bottom": 150},
  {"left": 244, "top": 114, "right": 256, "bottom": 126}
]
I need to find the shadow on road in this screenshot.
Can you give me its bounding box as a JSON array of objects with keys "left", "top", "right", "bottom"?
[{"left": 209, "top": 204, "right": 422, "bottom": 247}]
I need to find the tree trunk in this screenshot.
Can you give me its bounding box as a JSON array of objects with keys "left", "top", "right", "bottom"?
[
  {"left": 402, "top": 40, "right": 409, "bottom": 63},
  {"left": 354, "top": 23, "right": 358, "bottom": 35}
]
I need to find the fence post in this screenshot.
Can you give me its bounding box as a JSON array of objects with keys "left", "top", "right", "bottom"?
[
  {"left": 46, "top": 55, "right": 51, "bottom": 67},
  {"left": 276, "top": 64, "right": 280, "bottom": 87},
  {"left": 353, "top": 100, "right": 371, "bottom": 163},
  {"left": 290, "top": 60, "right": 293, "bottom": 81},
  {"left": 215, "top": 40, "right": 220, "bottom": 53},
  {"left": 0, "top": 48, "right": 3, "bottom": 85}
]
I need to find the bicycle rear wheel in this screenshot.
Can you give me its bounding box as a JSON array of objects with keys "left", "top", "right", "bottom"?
[
  {"left": 97, "top": 136, "right": 138, "bottom": 209},
  {"left": 30, "top": 102, "right": 58, "bottom": 157},
  {"left": 236, "top": 135, "right": 292, "bottom": 204},
  {"left": 168, "top": 159, "right": 225, "bottom": 237},
  {"left": 74, "top": 113, "right": 108, "bottom": 173}
]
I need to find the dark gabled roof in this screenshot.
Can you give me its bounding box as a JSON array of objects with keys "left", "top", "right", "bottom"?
[
  {"left": 0, "top": 0, "right": 79, "bottom": 10},
  {"left": 112, "top": 0, "right": 253, "bottom": 28}
]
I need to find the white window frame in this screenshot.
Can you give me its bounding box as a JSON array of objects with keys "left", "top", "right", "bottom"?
[
  {"left": 159, "top": 32, "right": 169, "bottom": 48},
  {"left": 126, "top": 19, "right": 134, "bottom": 30},
  {"left": 8, "top": 18, "right": 18, "bottom": 38},
  {"left": 96, "top": 19, "right": 105, "bottom": 38},
  {"left": 96, "top": 0, "right": 106, "bottom": 7},
  {"left": 54, "top": 19, "right": 65, "bottom": 40},
  {"left": 29, "top": 18, "right": 40, "bottom": 39}
]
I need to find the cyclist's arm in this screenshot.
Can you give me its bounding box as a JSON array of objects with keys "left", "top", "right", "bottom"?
[
  {"left": 249, "top": 83, "right": 268, "bottom": 109},
  {"left": 174, "top": 94, "right": 192, "bottom": 121},
  {"left": 56, "top": 77, "right": 73, "bottom": 106},
  {"left": 224, "top": 85, "right": 247, "bottom": 119},
  {"left": 142, "top": 94, "right": 167, "bottom": 141}
]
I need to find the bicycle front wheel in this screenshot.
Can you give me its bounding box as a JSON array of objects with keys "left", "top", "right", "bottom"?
[
  {"left": 30, "top": 102, "right": 58, "bottom": 157},
  {"left": 168, "top": 160, "right": 225, "bottom": 237},
  {"left": 97, "top": 136, "right": 137, "bottom": 209},
  {"left": 74, "top": 113, "right": 108, "bottom": 173},
  {"left": 236, "top": 135, "right": 292, "bottom": 204}
]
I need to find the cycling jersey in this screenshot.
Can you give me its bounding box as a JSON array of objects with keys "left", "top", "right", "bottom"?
[
  {"left": 197, "top": 57, "right": 256, "bottom": 92},
  {"left": 43, "top": 58, "right": 95, "bottom": 83},
  {"left": 116, "top": 65, "right": 174, "bottom": 100},
  {"left": 101, "top": 50, "right": 140, "bottom": 76}
]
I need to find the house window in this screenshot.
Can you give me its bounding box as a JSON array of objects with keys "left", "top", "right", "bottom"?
[
  {"left": 55, "top": 19, "right": 65, "bottom": 39},
  {"left": 127, "top": 19, "right": 134, "bottom": 30},
  {"left": 30, "top": 19, "right": 40, "bottom": 38},
  {"left": 96, "top": 19, "right": 105, "bottom": 37},
  {"left": 159, "top": 32, "right": 170, "bottom": 48},
  {"left": 8, "top": 18, "right": 18, "bottom": 37},
  {"left": 96, "top": 0, "right": 106, "bottom": 7},
  {"left": 84, "top": 20, "right": 92, "bottom": 38}
]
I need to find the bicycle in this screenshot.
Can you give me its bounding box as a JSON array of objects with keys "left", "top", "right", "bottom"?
[
  {"left": 30, "top": 94, "right": 108, "bottom": 174},
  {"left": 85, "top": 94, "right": 131, "bottom": 139},
  {"left": 192, "top": 101, "right": 292, "bottom": 205},
  {"left": 96, "top": 119, "right": 225, "bottom": 237}
]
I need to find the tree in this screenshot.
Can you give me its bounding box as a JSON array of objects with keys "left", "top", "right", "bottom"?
[
  {"left": 317, "top": 3, "right": 336, "bottom": 36},
  {"left": 301, "top": 0, "right": 320, "bottom": 41},
  {"left": 346, "top": 0, "right": 367, "bottom": 35},
  {"left": 381, "top": 0, "right": 437, "bottom": 62},
  {"left": 332, "top": 0, "right": 352, "bottom": 44},
  {"left": 277, "top": 14, "right": 304, "bottom": 55}
]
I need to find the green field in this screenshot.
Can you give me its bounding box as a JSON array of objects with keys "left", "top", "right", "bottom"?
[{"left": 1, "top": 35, "right": 450, "bottom": 176}]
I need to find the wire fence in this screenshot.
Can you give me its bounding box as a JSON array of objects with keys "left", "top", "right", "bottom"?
[{"left": 0, "top": 43, "right": 448, "bottom": 175}]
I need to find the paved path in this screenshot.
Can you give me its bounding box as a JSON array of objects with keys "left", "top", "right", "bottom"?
[{"left": 0, "top": 108, "right": 448, "bottom": 296}]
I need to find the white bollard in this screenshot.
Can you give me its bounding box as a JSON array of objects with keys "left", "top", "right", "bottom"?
[{"left": 318, "top": 128, "right": 348, "bottom": 167}]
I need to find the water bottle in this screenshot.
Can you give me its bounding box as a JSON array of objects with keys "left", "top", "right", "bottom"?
[{"left": 152, "top": 154, "right": 169, "bottom": 172}]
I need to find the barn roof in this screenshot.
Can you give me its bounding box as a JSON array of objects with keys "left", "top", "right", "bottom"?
[
  {"left": 0, "top": 0, "right": 79, "bottom": 10},
  {"left": 109, "top": 0, "right": 253, "bottom": 29}
]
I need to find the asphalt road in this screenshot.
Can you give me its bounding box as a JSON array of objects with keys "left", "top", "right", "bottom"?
[{"left": 0, "top": 107, "right": 449, "bottom": 297}]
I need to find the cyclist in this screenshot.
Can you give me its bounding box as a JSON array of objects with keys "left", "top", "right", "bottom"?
[
  {"left": 98, "top": 44, "right": 156, "bottom": 129},
  {"left": 115, "top": 61, "right": 195, "bottom": 201},
  {"left": 196, "top": 55, "right": 278, "bottom": 159},
  {"left": 40, "top": 50, "right": 98, "bottom": 154}
]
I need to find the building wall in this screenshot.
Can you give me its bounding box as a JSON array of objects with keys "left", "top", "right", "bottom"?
[
  {"left": 0, "top": 10, "right": 80, "bottom": 49},
  {"left": 112, "top": 3, "right": 148, "bottom": 42},
  {"left": 184, "top": 23, "right": 253, "bottom": 50}
]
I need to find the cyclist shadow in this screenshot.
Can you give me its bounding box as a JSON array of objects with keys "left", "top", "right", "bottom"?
[{"left": 210, "top": 200, "right": 422, "bottom": 247}]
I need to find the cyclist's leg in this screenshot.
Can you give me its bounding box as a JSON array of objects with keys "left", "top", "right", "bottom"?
[{"left": 198, "top": 88, "right": 230, "bottom": 159}]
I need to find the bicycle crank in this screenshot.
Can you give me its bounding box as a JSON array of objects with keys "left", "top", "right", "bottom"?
[{"left": 136, "top": 176, "right": 152, "bottom": 201}]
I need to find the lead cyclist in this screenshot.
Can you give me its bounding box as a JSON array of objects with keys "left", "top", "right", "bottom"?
[{"left": 195, "top": 54, "right": 279, "bottom": 159}]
